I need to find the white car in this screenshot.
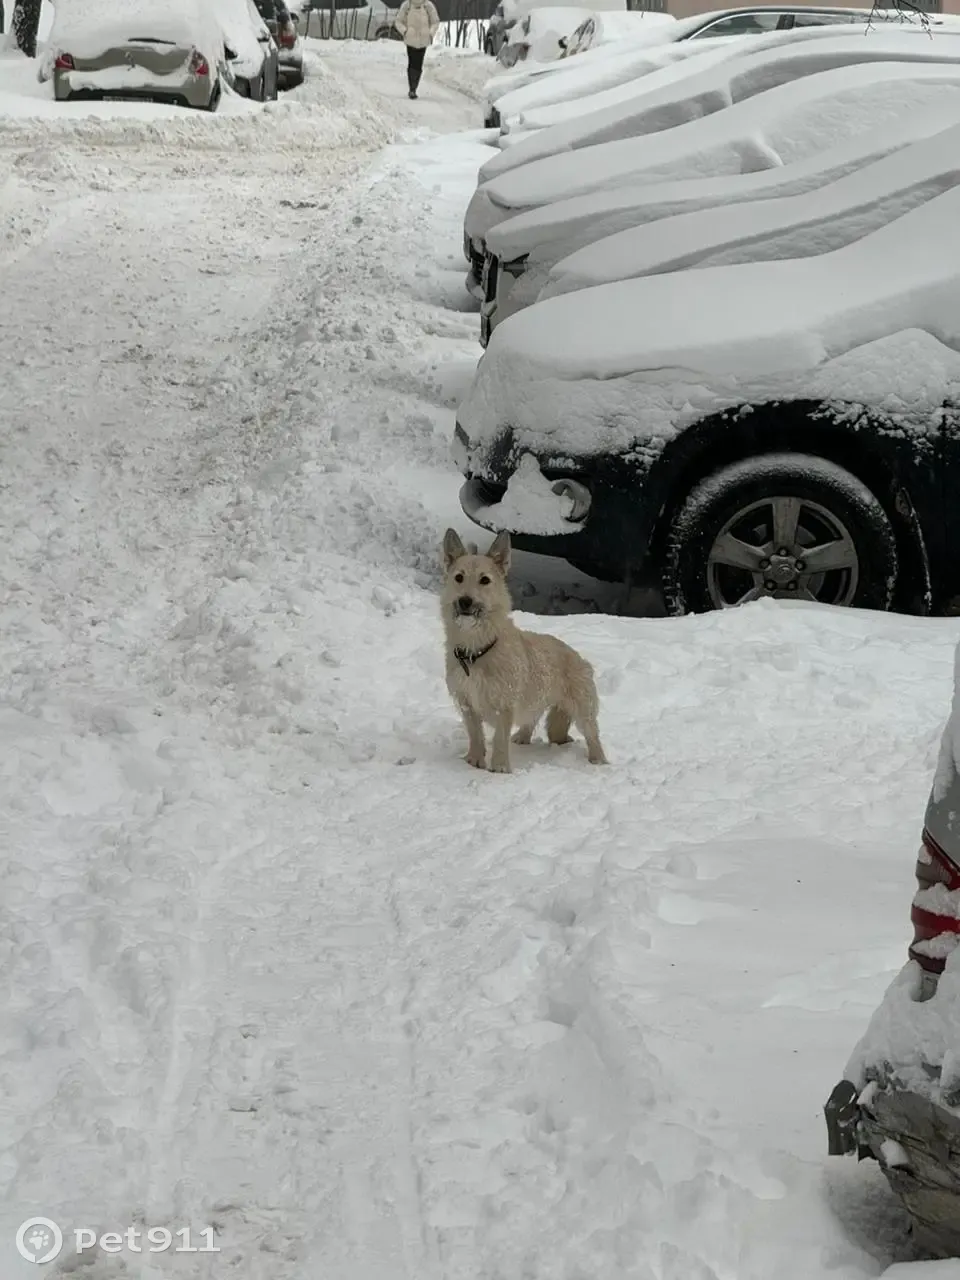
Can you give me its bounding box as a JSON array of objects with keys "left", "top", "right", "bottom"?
[
  {"left": 453, "top": 183, "right": 960, "bottom": 613},
  {"left": 481, "top": 26, "right": 960, "bottom": 182},
  {"left": 466, "top": 61, "right": 960, "bottom": 309},
  {"left": 497, "top": 6, "right": 597, "bottom": 68},
  {"left": 482, "top": 5, "right": 946, "bottom": 128},
  {"left": 482, "top": 21, "right": 747, "bottom": 127},
  {"left": 541, "top": 122, "right": 960, "bottom": 301},
  {"left": 298, "top": 0, "right": 401, "bottom": 40}
]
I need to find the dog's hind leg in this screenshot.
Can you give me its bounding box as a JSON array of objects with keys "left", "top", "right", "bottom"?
[
  {"left": 546, "top": 706, "right": 573, "bottom": 746},
  {"left": 512, "top": 719, "right": 536, "bottom": 745},
  {"left": 573, "top": 712, "right": 607, "bottom": 765}
]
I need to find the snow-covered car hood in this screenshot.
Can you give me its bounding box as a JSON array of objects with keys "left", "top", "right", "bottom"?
[
  {"left": 465, "top": 60, "right": 960, "bottom": 246},
  {"left": 458, "top": 182, "right": 960, "bottom": 463},
  {"left": 543, "top": 120, "right": 960, "bottom": 300},
  {"left": 481, "top": 28, "right": 960, "bottom": 182}
]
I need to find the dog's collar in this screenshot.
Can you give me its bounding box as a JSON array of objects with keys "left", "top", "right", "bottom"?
[{"left": 453, "top": 638, "right": 497, "bottom": 677}]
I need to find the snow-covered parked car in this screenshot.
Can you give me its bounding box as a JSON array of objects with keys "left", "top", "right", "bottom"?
[
  {"left": 481, "top": 18, "right": 743, "bottom": 128},
  {"left": 466, "top": 59, "right": 960, "bottom": 306},
  {"left": 482, "top": 6, "right": 941, "bottom": 130},
  {"left": 214, "top": 0, "right": 279, "bottom": 100},
  {"left": 453, "top": 183, "right": 960, "bottom": 614},
  {"left": 827, "top": 645, "right": 960, "bottom": 1255},
  {"left": 481, "top": 27, "right": 960, "bottom": 183},
  {"left": 497, "top": 6, "right": 596, "bottom": 68},
  {"left": 298, "top": 0, "right": 403, "bottom": 41},
  {"left": 255, "top": 0, "right": 304, "bottom": 89},
  {"left": 42, "top": 0, "right": 228, "bottom": 109},
  {"left": 484, "top": 0, "right": 672, "bottom": 59},
  {"left": 478, "top": 104, "right": 960, "bottom": 333},
  {"left": 541, "top": 122, "right": 960, "bottom": 302}
]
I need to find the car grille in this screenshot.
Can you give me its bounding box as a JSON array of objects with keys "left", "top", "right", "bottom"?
[
  {"left": 483, "top": 255, "right": 499, "bottom": 305},
  {"left": 470, "top": 243, "right": 485, "bottom": 282}
]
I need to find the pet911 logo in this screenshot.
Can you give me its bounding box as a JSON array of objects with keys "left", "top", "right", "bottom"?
[{"left": 15, "top": 1217, "right": 219, "bottom": 1264}]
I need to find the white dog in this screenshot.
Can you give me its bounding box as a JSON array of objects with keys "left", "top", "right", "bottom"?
[{"left": 441, "top": 528, "right": 607, "bottom": 773}]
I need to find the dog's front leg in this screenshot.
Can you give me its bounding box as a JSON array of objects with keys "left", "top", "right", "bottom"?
[
  {"left": 489, "top": 710, "right": 513, "bottom": 774},
  {"left": 460, "top": 704, "right": 486, "bottom": 770}
]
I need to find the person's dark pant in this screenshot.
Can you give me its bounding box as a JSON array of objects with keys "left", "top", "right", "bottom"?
[{"left": 407, "top": 45, "right": 426, "bottom": 94}]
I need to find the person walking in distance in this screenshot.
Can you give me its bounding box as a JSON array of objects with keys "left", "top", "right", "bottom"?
[{"left": 393, "top": 0, "right": 439, "bottom": 99}]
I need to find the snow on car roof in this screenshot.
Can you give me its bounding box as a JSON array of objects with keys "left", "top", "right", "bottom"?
[
  {"left": 485, "top": 99, "right": 960, "bottom": 262},
  {"left": 543, "top": 120, "right": 960, "bottom": 297},
  {"left": 459, "top": 184, "right": 960, "bottom": 460},
  {"left": 47, "top": 0, "right": 216, "bottom": 51},
  {"left": 469, "top": 60, "right": 960, "bottom": 242},
  {"left": 481, "top": 27, "right": 960, "bottom": 182}
]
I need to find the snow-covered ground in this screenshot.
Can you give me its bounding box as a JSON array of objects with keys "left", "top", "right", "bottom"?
[{"left": 0, "top": 33, "right": 955, "bottom": 1280}]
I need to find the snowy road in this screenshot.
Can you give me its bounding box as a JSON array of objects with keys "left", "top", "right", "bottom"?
[{"left": 0, "top": 37, "right": 956, "bottom": 1280}]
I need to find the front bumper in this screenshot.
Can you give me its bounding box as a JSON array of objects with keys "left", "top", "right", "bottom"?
[{"left": 56, "top": 84, "right": 207, "bottom": 107}]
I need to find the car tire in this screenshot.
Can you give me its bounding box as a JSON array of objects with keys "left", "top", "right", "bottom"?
[
  {"left": 206, "top": 79, "right": 222, "bottom": 111},
  {"left": 662, "top": 452, "right": 898, "bottom": 615}
]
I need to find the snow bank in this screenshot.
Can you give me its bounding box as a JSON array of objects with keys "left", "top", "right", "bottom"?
[
  {"left": 482, "top": 27, "right": 960, "bottom": 180},
  {"left": 459, "top": 183, "right": 960, "bottom": 460},
  {"left": 543, "top": 121, "right": 960, "bottom": 298},
  {"left": 467, "top": 60, "right": 960, "bottom": 244}
]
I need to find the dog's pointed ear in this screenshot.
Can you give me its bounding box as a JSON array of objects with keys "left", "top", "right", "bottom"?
[
  {"left": 488, "top": 530, "right": 511, "bottom": 574},
  {"left": 443, "top": 528, "right": 467, "bottom": 569}
]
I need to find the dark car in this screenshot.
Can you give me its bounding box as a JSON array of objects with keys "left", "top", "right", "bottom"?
[
  {"left": 825, "top": 662, "right": 960, "bottom": 1258},
  {"left": 452, "top": 183, "right": 960, "bottom": 617},
  {"left": 255, "top": 0, "right": 305, "bottom": 87}
]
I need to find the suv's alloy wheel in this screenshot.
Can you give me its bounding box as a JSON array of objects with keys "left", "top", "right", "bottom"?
[{"left": 664, "top": 453, "right": 898, "bottom": 615}]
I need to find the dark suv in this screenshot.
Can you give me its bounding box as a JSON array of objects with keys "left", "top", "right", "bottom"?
[{"left": 452, "top": 185, "right": 960, "bottom": 618}]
